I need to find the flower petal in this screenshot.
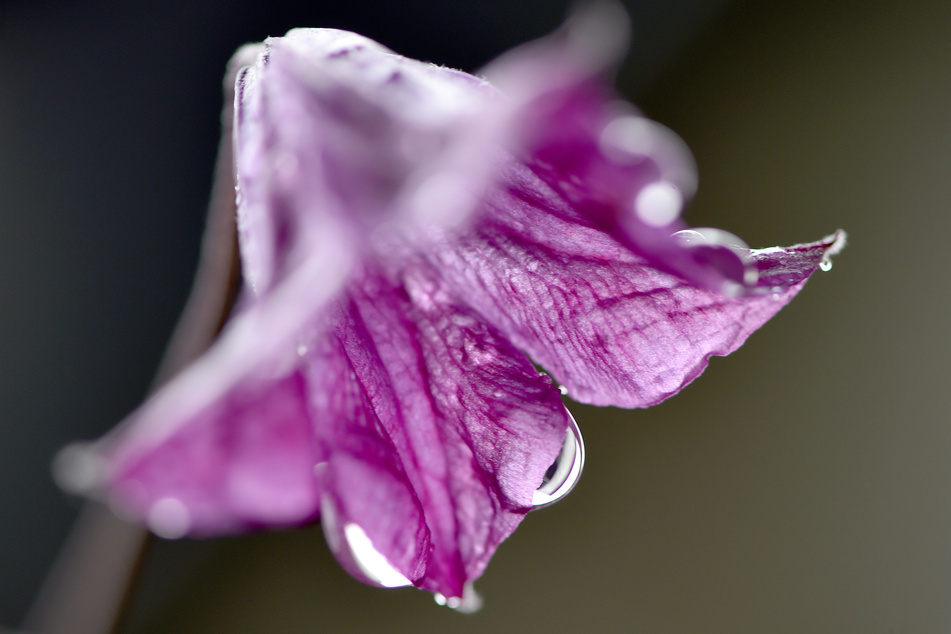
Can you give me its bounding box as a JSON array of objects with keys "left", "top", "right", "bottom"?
[
  {"left": 481, "top": 5, "right": 777, "bottom": 293},
  {"left": 299, "top": 260, "right": 568, "bottom": 597},
  {"left": 429, "top": 161, "right": 845, "bottom": 407},
  {"left": 233, "top": 29, "right": 500, "bottom": 297},
  {"left": 98, "top": 370, "right": 322, "bottom": 537}
]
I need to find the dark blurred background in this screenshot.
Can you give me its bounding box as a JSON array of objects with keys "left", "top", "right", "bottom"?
[{"left": 2, "top": 0, "right": 949, "bottom": 631}]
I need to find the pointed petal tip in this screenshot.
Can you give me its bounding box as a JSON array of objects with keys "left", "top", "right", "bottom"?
[
  {"left": 825, "top": 229, "right": 848, "bottom": 257},
  {"left": 816, "top": 229, "right": 847, "bottom": 273},
  {"left": 52, "top": 441, "right": 107, "bottom": 496}
]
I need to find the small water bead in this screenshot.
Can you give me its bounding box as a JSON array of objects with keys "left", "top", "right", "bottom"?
[
  {"left": 819, "top": 259, "right": 833, "bottom": 272},
  {"left": 433, "top": 582, "right": 483, "bottom": 613},
  {"left": 559, "top": 385, "right": 568, "bottom": 396},
  {"left": 532, "top": 408, "right": 585, "bottom": 508}
]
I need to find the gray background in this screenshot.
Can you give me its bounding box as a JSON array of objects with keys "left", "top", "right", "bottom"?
[{"left": 2, "top": 0, "right": 949, "bottom": 631}]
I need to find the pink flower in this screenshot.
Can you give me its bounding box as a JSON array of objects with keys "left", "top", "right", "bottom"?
[{"left": 60, "top": 7, "right": 844, "bottom": 608}]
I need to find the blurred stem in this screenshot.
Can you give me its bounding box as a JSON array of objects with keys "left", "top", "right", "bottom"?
[{"left": 23, "top": 62, "right": 244, "bottom": 634}]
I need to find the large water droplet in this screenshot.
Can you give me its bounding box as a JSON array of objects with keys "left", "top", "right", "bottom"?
[
  {"left": 673, "top": 227, "right": 758, "bottom": 286},
  {"left": 321, "top": 494, "right": 412, "bottom": 589},
  {"left": 532, "top": 408, "right": 585, "bottom": 508},
  {"left": 819, "top": 259, "right": 833, "bottom": 272},
  {"left": 342, "top": 523, "right": 413, "bottom": 588}
]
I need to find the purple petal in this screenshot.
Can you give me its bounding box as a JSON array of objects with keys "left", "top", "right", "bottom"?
[
  {"left": 102, "top": 371, "right": 321, "bottom": 537},
  {"left": 482, "top": 6, "right": 771, "bottom": 293},
  {"left": 429, "top": 160, "right": 845, "bottom": 407},
  {"left": 298, "top": 260, "right": 568, "bottom": 597},
  {"left": 233, "top": 29, "right": 501, "bottom": 297},
  {"left": 57, "top": 8, "right": 846, "bottom": 604}
]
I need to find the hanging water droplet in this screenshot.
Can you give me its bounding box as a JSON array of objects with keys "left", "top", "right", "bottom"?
[
  {"left": 819, "top": 259, "right": 833, "bottom": 272},
  {"left": 321, "top": 495, "right": 412, "bottom": 589},
  {"left": 433, "top": 582, "right": 483, "bottom": 613},
  {"left": 558, "top": 385, "right": 568, "bottom": 396},
  {"left": 342, "top": 523, "right": 413, "bottom": 588},
  {"left": 532, "top": 408, "right": 585, "bottom": 508}
]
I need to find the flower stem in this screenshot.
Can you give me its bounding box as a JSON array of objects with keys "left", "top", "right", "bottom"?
[{"left": 23, "top": 64, "right": 243, "bottom": 633}]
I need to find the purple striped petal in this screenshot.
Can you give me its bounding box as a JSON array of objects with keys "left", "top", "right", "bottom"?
[
  {"left": 428, "top": 161, "right": 845, "bottom": 407},
  {"left": 302, "top": 261, "right": 567, "bottom": 597}
]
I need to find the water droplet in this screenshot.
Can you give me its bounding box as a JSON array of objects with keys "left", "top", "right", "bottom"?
[
  {"left": 819, "top": 259, "right": 833, "bottom": 272},
  {"left": 321, "top": 492, "right": 412, "bottom": 589},
  {"left": 342, "top": 523, "right": 413, "bottom": 588},
  {"left": 532, "top": 408, "right": 585, "bottom": 508},
  {"left": 559, "top": 385, "right": 569, "bottom": 396},
  {"left": 673, "top": 227, "right": 748, "bottom": 250},
  {"left": 672, "top": 227, "right": 758, "bottom": 287},
  {"left": 434, "top": 582, "right": 483, "bottom": 613}
]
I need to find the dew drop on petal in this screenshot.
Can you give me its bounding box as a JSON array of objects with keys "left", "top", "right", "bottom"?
[
  {"left": 819, "top": 259, "right": 833, "bottom": 272},
  {"left": 147, "top": 497, "right": 191, "bottom": 539},
  {"left": 673, "top": 227, "right": 758, "bottom": 287},
  {"left": 342, "top": 523, "right": 413, "bottom": 588},
  {"left": 532, "top": 407, "right": 585, "bottom": 508},
  {"left": 319, "top": 493, "right": 412, "bottom": 588},
  {"left": 673, "top": 227, "right": 748, "bottom": 250},
  {"left": 434, "top": 582, "right": 483, "bottom": 613},
  {"left": 559, "top": 385, "right": 568, "bottom": 396}
]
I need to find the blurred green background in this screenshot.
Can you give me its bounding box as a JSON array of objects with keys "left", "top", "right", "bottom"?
[{"left": 3, "top": 0, "right": 949, "bottom": 631}]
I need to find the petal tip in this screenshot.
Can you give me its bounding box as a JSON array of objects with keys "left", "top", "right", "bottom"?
[{"left": 52, "top": 442, "right": 106, "bottom": 496}]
